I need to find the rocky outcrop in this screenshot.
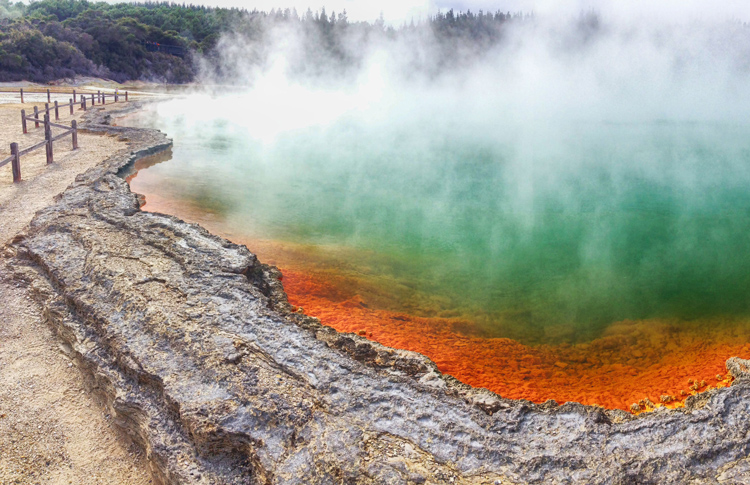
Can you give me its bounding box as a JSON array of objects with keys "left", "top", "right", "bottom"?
[{"left": 6, "top": 104, "right": 750, "bottom": 484}]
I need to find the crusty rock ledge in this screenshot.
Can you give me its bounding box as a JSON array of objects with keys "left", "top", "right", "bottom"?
[{"left": 5, "top": 104, "right": 750, "bottom": 484}]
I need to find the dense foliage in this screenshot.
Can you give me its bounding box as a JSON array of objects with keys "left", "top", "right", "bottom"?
[{"left": 0, "top": 0, "right": 531, "bottom": 83}]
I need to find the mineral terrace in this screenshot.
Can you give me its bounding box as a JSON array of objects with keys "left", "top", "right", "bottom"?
[{"left": 5, "top": 105, "right": 750, "bottom": 484}]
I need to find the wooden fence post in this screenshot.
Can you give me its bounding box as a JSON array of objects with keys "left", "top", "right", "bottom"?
[
  {"left": 73, "top": 89, "right": 77, "bottom": 103},
  {"left": 125, "top": 91, "right": 128, "bottom": 102},
  {"left": 47, "top": 89, "right": 51, "bottom": 103},
  {"left": 45, "top": 102, "right": 49, "bottom": 118},
  {"left": 44, "top": 114, "right": 53, "bottom": 164},
  {"left": 33, "top": 106, "right": 39, "bottom": 128},
  {"left": 102, "top": 91, "right": 106, "bottom": 105},
  {"left": 54, "top": 100, "right": 59, "bottom": 121},
  {"left": 20, "top": 88, "right": 24, "bottom": 104},
  {"left": 91, "top": 93, "right": 95, "bottom": 106},
  {"left": 97, "top": 91, "right": 101, "bottom": 103},
  {"left": 21, "top": 109, "right": 27, "bottom": 134},
  {"left": 10, "top": 143, "right": 20, "bottom": 183},
  {"left": 69, "top": 98, "right": 74, "bottom": 115},
  {"left": 82, "top": 98, "right": 87, "bottom": 111},
  {"left": 71, "top": 120, "right": 78, "bottom": 150}
]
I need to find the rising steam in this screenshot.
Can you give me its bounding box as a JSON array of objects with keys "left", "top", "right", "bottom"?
[{"left": 135, "top": 7, "right": 750, "bottom": 343}]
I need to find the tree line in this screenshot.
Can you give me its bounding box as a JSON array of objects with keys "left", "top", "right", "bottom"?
[{"left": 0, "top": 0, "right": 537, "bottom": 83}]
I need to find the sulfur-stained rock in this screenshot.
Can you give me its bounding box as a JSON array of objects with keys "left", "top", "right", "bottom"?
[
  {"left": 6, "top": 104, "right": 750, "bottom": 484},
  {"left": 727, "top": 357, "right": 750, "bottom": 381}
]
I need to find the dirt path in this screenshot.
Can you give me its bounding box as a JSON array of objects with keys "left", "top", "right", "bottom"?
[
  {"left": 0, "top": 101, "right": 123, "bottom": 242},
  {"left": 0, "top": 101, "right": 152, "bottom": 484}
]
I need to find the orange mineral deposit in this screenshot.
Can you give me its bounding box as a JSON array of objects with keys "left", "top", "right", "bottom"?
[{"left": 280, "top": 268, "right": 744, "bottom": 412}]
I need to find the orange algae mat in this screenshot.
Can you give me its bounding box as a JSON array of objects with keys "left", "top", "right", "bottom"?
[
  {"left": 130, "top": 175, "right": 745, "bottom": 412},
  {"left": 279, "top": 268, "right": 742, "bottom": 411}
]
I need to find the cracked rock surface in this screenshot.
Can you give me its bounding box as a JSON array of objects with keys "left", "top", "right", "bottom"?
[{"left": 6, "top": 104, "right": 750, "bottom": 484}]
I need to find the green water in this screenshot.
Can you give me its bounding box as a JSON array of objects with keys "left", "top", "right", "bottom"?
[{"left": 126, "top": 105, "right": 750, "bottom": 344}]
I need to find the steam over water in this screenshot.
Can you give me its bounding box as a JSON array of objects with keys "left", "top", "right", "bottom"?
[
  {"left": 127, "top": 101, "right": 750, "bottom": 345},
  {"left": 125, "top": 10, "right": 750, "bottom": 407}
]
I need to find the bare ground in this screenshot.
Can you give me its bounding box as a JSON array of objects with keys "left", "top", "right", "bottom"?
[{"left": 0, "top": 101, "right": 152, "bottom": 484}]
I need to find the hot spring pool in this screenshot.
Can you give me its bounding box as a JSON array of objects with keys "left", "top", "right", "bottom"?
[{"left": 122, "top": 99, "right": 750, "bottom": 410}]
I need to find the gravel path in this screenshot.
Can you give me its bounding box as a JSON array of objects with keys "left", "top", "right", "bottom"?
[{"left": 0, "top": 101, "right": 151, "bottom": 484}]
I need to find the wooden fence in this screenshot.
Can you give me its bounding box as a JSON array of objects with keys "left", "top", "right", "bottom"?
[
  {"left": 0, "top": 114, "right": 78, "bottom": 183},
  {"left": 1, "top": 88, "right": 129, "bottom": 183},
  {"left": 15, "top": 88, "right": 128, "bottom": 105}
]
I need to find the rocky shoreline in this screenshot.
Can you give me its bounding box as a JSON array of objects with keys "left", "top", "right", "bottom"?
[{"left": 4, "top": 103, "right": 750, "bottom": 483}]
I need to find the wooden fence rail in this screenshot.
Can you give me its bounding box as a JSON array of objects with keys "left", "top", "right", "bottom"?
[
  {"left": 19, "top": 88, "right": 126, "bottom": 134},
  {"left": 1, "top": 115, "right": 79, "bottom": 183},
  {"left": 14, "top": 88, "right": 128, "bottom": 105},
  {"left": 2, "top": 87, "right": 129, "bottom": 183}
]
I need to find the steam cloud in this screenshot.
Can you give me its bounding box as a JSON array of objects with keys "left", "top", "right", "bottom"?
[
  {"left": 139, "top": 7, "right": 750, "bottom": 343},
  {"left": 190, "top": 7, "right": 750, "bottom": 128}
]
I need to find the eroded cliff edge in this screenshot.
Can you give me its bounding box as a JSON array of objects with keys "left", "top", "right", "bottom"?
[{"left": 4, "top": 105, "right": 750, "bottom": 484}]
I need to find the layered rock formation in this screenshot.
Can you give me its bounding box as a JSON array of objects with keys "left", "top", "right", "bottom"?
[{"left": 5, "top": 104, "right": 750, "bottom": 483}]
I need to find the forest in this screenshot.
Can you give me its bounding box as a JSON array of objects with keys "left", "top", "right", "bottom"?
[{"left": 0, "top": 0, "right": 533, "bottom": 83}]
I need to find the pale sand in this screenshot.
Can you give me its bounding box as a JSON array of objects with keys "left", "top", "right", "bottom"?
[{"left": 0, "top": 101, "right": 151, "bottom": 484}]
